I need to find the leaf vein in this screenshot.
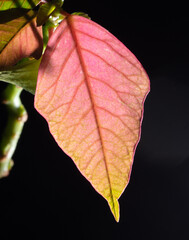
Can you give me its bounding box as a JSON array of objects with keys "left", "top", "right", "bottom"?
[
  {"left": 72, "top": 128, "right": 98, "bottom": 153},
  {"left": 68, "top": 17, "right": 120, "bottom": 215},
  {"left": 64, "top": 107, "right": 93, "bottom": 149},
  {"left": 89, "top": 75, "right": 141, "bottom": 115},
  {"left": 38, "top": 25, "right": 69, "bottom": 90},
  {"left": 103, "top": 147, "right": 130, "bottom": 168},
  {"left": 42, "top": 46, "right": 76, "bottom": 110},
  {"left": 79, "top": 138, "right": 101, "bottom": 160},
  {"left": 81, "top": 47, "right": 142, "bottom": 92},
  {"left": 75, "top": 28, "right": 141, "bottom": 73},
  {"left": 96, "top": 105, "right": 138, "bottom": 138},
  {"left": 101, "top": 126, "right": 126, "bottom": 145}
]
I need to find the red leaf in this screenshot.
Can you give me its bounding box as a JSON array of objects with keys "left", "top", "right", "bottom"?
[{"left": 35, "top": 15, "right": 150, "bottom": 221}]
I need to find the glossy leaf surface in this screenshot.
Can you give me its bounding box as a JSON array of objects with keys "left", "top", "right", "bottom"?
[
  {"left": 35, "top": 15, "right": 150, "bottom": 221},
  {"left": 0, "top": 0, "right": 40, "bottom": 10},
  {"left": 0, "top": 9, "right": 43, "bottom": 69}
]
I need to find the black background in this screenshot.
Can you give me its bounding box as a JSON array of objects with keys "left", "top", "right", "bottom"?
[{"left": 0, "top": 1, "right": 189, "bottom": 239}]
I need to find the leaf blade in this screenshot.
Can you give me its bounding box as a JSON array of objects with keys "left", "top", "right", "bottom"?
[
  {"left": 36, "top": 2, "right": 56, "bottom": 26},
  {"left": 0, "top": 9, "right": 43, "bottom": 69},
  {"left": 0, "top": 0, "right": 40, "bottom": 10},
  {"left": 35, "top": 15, "right": 150, "bottom": 221}
]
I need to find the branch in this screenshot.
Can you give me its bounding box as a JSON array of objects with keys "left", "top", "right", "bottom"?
[{"left": 0, "top": 84, "right": 27, "bottom": 178}]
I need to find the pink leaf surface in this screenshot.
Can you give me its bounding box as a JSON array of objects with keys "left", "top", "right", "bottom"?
[{"left": 35, "top": 15, "right": 150, "bottom": 221}]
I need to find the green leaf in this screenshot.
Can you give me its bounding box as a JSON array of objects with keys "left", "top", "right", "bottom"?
[
  {"left": 0, "top": 0, "right": 41, "bottom": 10},
  {"left": 37, "top": 2, "right": 56, "bottom": 26},
  {"left": 37, "top": 0, "right": 65, "bottom": 27},
  {"left": 52, "top": 0, "right": 64, "bottom": 8},
  {"left": 0, "top": 58, "right": 41, "bottom": 94},
  {"left": 0, "top": 9, "right": 43, "bottom": 69},
  {"left": 72, "top": 12, "right": 91, "bottom": 19}
]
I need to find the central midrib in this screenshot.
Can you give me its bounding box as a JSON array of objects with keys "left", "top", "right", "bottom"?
[{"left": 67, "top": 16, "right": 116, "bottom": 215}]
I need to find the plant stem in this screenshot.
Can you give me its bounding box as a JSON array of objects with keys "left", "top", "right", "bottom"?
[{"left": 0, "top": 84, "right": 27, "bottom": 178}]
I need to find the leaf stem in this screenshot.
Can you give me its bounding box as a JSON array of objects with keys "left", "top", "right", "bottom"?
[
  {"left": 59, "top": 9, "right": 70, "bottom": 18},
  {"left": 0, "top": 84, "right": 27, "bottom": 178}
]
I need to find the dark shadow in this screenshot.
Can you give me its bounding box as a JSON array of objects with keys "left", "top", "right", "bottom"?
[
  {"left": 117, "top": 155, "right": 189, "bottom": 240},
  {"left": 0, "top": 9, "right": 31, "bottom": 23}
]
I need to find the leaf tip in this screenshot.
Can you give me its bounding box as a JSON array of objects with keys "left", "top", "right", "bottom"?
[{"left": 108, "top": 197, "right": 120, "bottom": 222}]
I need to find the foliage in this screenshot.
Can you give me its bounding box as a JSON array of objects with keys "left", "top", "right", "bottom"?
[
  {"left": 0, "top": 0, "right": 150, "bottom": 221},
  {"left": 0, "top": 9, "right": 43, "bottom": 69},
  {"left": 0, "top": 0, "right": 40, "bottom": 10}
]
